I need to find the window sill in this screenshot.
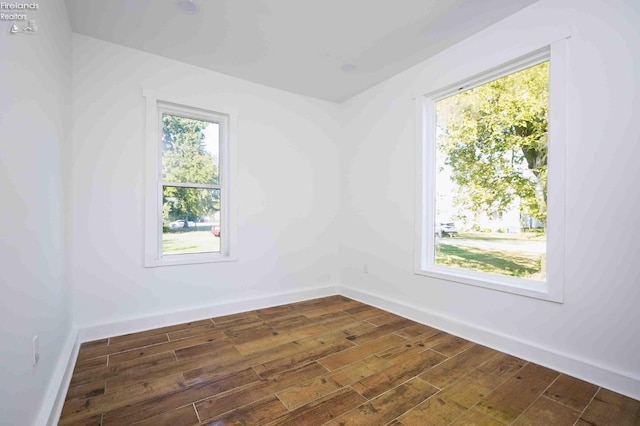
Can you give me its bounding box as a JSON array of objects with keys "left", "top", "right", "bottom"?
[
  {"left": 145, "top": 252, "right": 237, "bottom": 268},
  {"left": 414, "top": 266, "right": 563, "bottom": 303}
]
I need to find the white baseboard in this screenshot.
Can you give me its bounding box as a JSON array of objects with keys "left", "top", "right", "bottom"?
[
  {"left": 34, "top": 327, "right": 80, "bottom": 426},
  {"left": 338, "top": 284, "right": 640, "bottom": 401},
  {"left": 77, "top": 285, "right": 339, "bottom": 343},
  {"left": 42, "top": 282, "right": 640, "bottom": 425},
  {"left": 45, "top": 285, "right": 339, "bottom": 425}
]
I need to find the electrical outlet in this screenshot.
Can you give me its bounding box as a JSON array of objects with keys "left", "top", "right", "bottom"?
[
  {"left": 32, "top": 335, "right": 39, "bottom": 366},
  {"left": 363, "top": 264, "right": 369, "bottom": 274}
]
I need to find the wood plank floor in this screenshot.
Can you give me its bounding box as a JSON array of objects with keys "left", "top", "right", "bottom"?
[{"left": 59, "top": 296, "right": 640, "bottom": 425}]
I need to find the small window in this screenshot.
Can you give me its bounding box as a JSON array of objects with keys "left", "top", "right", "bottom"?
[
  {"left": 144, "top": 93, "right": 237, "bottom": 266},
  {"left": 416, "top": 43, "right": 567, "bottom": 302}
]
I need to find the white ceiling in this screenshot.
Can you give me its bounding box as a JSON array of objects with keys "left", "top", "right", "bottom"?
[{"left": 65, "top": 0, "right": 537, "bottom": 103}]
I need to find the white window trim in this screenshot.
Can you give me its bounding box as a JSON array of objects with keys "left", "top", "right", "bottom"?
[
  {"left": 414, "top": 37, "right": 569, "bottom": 303},
  {"left": 143, "top": 90, "right": 238, "bottom": 267}
]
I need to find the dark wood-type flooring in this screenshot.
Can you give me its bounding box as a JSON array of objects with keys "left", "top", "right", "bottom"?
[{"left": 59, "top": 295, "right": 640, "bottom": 425}]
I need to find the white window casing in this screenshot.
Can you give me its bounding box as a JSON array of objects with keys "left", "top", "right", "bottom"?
[
  {"left": 143, "top": 90, "right": 238, "bottom": 267},
  {"left": 414, "top": 37, "right": 569, "bottom": 303}
]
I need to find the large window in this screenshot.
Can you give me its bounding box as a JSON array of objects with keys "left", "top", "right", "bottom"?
[
  {"left": 144, "top": 93, "right": 237, "bottom": 267},
  {"left": 416, "top": 43, "right": 567, "bottom": 302}
]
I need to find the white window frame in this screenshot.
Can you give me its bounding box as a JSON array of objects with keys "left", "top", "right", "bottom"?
[
  {"left": 143, "top": 90, "right": 238, "bottom": 267},
  {"left": 414, "top": 39, "right": 568, "bottom": 303}
]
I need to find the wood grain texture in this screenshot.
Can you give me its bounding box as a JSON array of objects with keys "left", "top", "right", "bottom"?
[
  {"left": 577, "top": 388, "right": 640, "bottom": 425},
  {"left": 59, "top": 295, "right": 639, "bottom": 425},
  {"left": 330, "top": 377, "right": 439, "bottom": 425},
  {"left": 267, "top": 387, "right": 367, "bottom": 426},
  {"left": 419, "top": 343, "right": 499, "bottom": 389},
  {"left": 395, "top": 395, "right": 468, "bottom": 425},
  {"left": 543, "top": 373, "right": 599, "bottom": 412},
  {"left": 512, "top": 396, "right": 580, "bottom": 425},
  {"left": 475, "top": 362, "right": 559, "bottom": 423},
  {"left": 451, "top": 407, "right": 506, "bottom": 425}
]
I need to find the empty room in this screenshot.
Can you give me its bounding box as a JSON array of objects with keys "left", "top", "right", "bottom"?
[{"left": 1, "top": 0, "right": 639, "bottom": 424}]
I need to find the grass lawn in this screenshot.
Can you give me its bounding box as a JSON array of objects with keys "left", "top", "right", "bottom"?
[
  {"left": 163, "top": 229, "right": 543, "bottom": 278},
  {"left": 163, "top": 230, "right": 220, "bottom": 255},
  {"left": 435, "top": 232, "right": 545, "bottom": 280},
  {"left": 455, "top": 231, "right": 546, "bottom": 242}
]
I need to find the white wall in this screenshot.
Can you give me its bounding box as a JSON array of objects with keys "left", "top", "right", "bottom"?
[
  {"left": 6, "top": 2, "right": 637, "bottom": 421},
  {"left": 0, "top": 0, "right": 73, "bottom": 424},
  {"left": 70, "top": 34, "right": 342, "bottom": 328},
  {"left": 340, "top": 0, "right": 640, "bottom": 398}
]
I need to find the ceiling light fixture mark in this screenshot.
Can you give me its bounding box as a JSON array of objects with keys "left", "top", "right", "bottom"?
[
  {"left": 176, "top": 0, "right": 198, "bottom": 14},
  {"left": 341, "top": 63, "right": 357, "bottom": 73}
]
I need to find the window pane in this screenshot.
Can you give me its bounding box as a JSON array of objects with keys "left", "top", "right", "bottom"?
[
  {"left": 162, "top": 114, "right": 220, "bottom": 185},
  {"left": 162, "top": 186, "right": 221, "bottom": 255},
  {"left": 434, "top": 61, "right": 548, "bottom": 281}
]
